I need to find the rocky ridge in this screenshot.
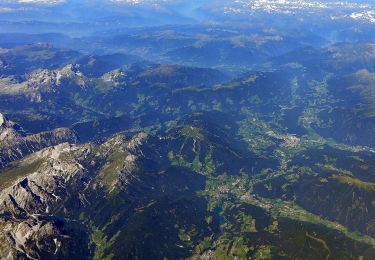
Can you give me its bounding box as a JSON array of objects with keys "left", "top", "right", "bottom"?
[
  {"left": 0, "top": 113, "right": 77, "bottom": 169},
  {"left": 0, "top": 133, "right": 147, "bottom": 259},
  {"left": 0, "top": 64, "right": 86, "bottom": 103}
]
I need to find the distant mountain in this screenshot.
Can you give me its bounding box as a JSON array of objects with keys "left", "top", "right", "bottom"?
[
  {"left": 0, "top": 112, "right": 77, "bottom": 169},
  {"left": 0, "top": 43, "right": 80, "bottom": 76}
]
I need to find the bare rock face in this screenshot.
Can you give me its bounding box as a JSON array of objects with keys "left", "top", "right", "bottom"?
[
  {"left": 25, "top": 64, "right": 86, "bottom": 97},
  {"left": 0, "top": 113, "right": 78, "bottom": 169},
  {"left": 0, "top": 133, "right": 147, "bottom": 259},
  {"left": 0, "top": 113, "right": 25, "bottom": 144},
  {"left": 0, "top": 113, "right": 4, "bottom": 126},
  {"left": 101, "top": 69, "right": 126, "bottom": 86},
  {"left": 0, "top": 143, "right": 93, "bottom": 217},
  {"left": 0, "top": 64, "right": 86, "bottom": 103},
  {"left": 0, "top": 215, "right": 73, "bottom": 260},
  {"left": 0, "top": 142, "right": 93, "bottom": 259}
]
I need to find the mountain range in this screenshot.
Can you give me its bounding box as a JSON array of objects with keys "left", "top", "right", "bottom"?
[{"left": 1, "top": 1, "right": 375, "bottom": 259}]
